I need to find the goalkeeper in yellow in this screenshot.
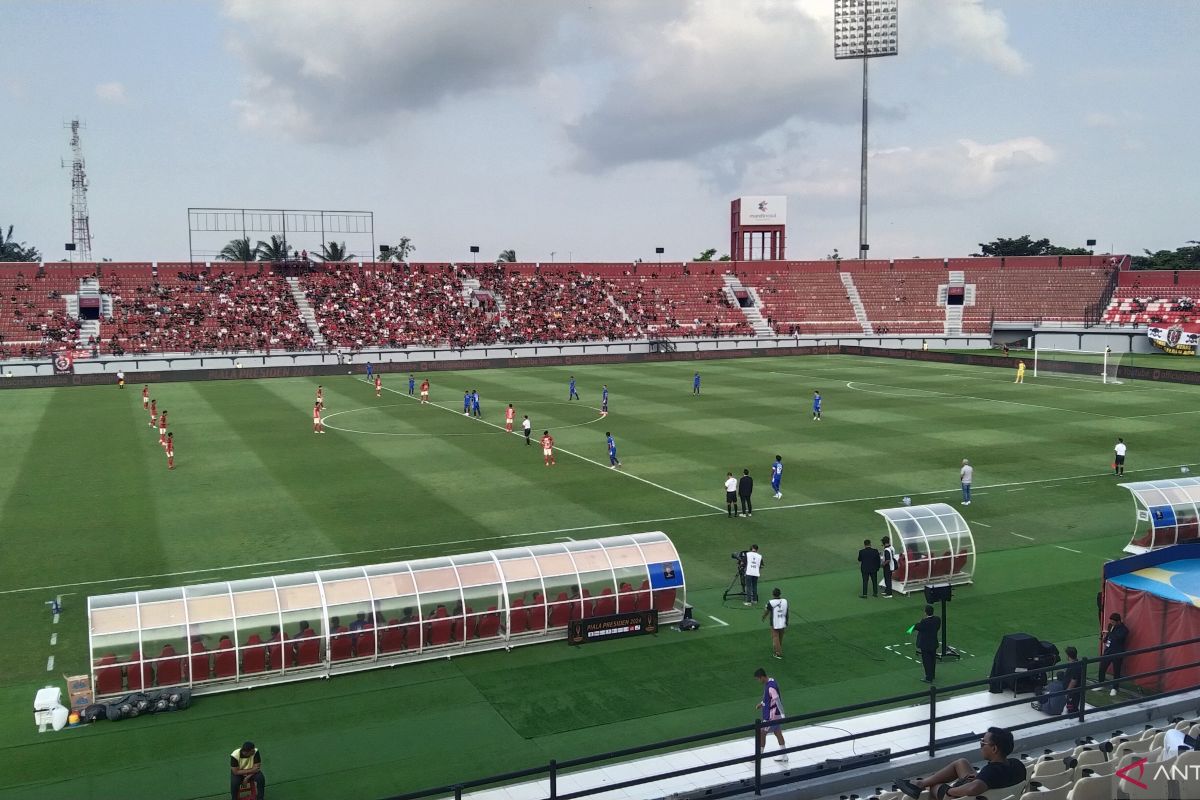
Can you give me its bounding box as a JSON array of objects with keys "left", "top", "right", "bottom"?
[{"left": 1014, "top": 360, "right": 1026, "bottom": 383}]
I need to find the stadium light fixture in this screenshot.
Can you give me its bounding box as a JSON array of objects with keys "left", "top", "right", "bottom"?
[{"left": 834, "top": 0, "right": 899, "bottom": 260}]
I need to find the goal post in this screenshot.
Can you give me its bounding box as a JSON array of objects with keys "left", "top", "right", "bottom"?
[{"left": 1032, "top": 348, "right": 1125, "bottom": 383}]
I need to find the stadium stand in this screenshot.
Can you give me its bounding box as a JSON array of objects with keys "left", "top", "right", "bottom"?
[
  {"left": 962, "top": 259, "right": 1115, "bottom": 332},
  {"left": 1102, "top": 271, "right": 1200, "bottom": 326},
  {"left": 736, "top": 261, "right": 863, "bottom": 334},
  {"left": 606, "top": 264, "right": 754, "bottom": 338},
  {"left": 850, "top": 260, "right": 947, "bottom": 335},
  {"left": 0, "top": 266, "right": 81, "bottom": 358}
]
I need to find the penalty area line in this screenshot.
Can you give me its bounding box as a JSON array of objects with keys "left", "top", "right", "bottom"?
[
  {"left": 708, "top": 616, "right": 729, "bottom": 627},
  {"left": 371, "top": 380, "right": 723, "bottom": 511}
]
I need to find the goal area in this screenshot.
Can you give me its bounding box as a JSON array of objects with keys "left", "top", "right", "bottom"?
[{"left": 1033, "top": 348, "right": 1125, "bottom": 384}]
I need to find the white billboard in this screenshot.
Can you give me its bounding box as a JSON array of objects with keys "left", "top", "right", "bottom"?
[{"left": 738, "top": 196, "right": 787, "bottom": 226}]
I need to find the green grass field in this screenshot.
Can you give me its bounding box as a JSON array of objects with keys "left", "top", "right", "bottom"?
[{"left": 2, "top": 353, "right": 1198, "bottom": 800}]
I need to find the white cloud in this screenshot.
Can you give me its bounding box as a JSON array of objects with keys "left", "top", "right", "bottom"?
[
  {"left": 738, "top": 136, "right": 1055, "bottom": 202},
  {"left": 903, "top": 0, "right": 1029, "bottom": 76},
  {"left": 95, "top": 81, "right": 128, "bottom": 104}
]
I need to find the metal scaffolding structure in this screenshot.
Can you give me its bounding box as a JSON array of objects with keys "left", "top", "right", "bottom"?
[{"left": 64, "top": 119, "right": 94, "bottom": 262}]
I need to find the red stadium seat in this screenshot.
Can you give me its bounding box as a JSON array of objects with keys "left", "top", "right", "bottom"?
[
  {"left": 635, "top": 581, "right": 651, "bottom": 612},
  {"left": 379, "top": 620, "right": 404, "bottom": 654},
  {"left": 214, "top": 637, "right": 237, "bottom": 679},
  {"left": 429, "top": 616, "right": 452, "bottom": 646},
  {"left": 265, "top": 632, "right": 288, "bottom": 671},
  {"left": 294, "top": 629, "right": 320, "bottom": 666},
  {"left": 617, "top": 582, "right": 635, "bottom": 613},
  {"left": 952, "top": 550, "right": 969, "bottom": 574},
  {"left": 455, "top": 607, "right": 475, "bottom": 642},
  {"left": 594, "top": 588, "right": 616, "bottom": 617},
  {"left": 189, "top": 640, "right": 211, "bottom": 682},
  {"left": 527, "top": 600, "right": 546, "bottom": 631},
  {"left": 242, "top": 635, "right": 266, "bottom": 674},
  {"left": 401, "top": 618, "right": 422, "bottom": 650},
  {"left": 355, "top": 623, "right": 376, "bottom": 658},
  {"left": 892, "top": 557, "right": 909, "bottom": 583},
  {"left": 155, "top": 644, "right": 184, "bottom": 686},
  {"left": 548, "top": 601, "right": 571, "bottom": 628},
  {"left": 477, "top": 607, "right": 501, "bottom": 638},
  {"left": 653, "top": 588, "right": 676, "bottom": 613},
  {"left": 508, "top": 598, "right": 529, "bottom": 634},
  {"left": 329, "top": 626, "right": 353, "bottom": 661},
  {"left": 95, "top": 654, "right": 122, "bottom": 695},
  {"left": 126, "top": 650, "right": 152, "bottom": 690}
]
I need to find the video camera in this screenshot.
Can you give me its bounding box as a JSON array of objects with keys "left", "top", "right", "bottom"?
[{"left": 731, "top": 550, "right": 748, "bottom": 575}]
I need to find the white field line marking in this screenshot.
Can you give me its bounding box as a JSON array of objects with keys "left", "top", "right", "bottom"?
[
  {"left": 1056, "top": 546, "right": 1083, "bottom": 554},
  {"left": 46, "top": 656, "right": 54, "bottom": 671},
  {"left": 844, "top": 380, "right": 1119, "bottom": 418},
  {"left": 8, "top": 459, "right": 1195, "bottom": 598},
  {"left": 555, "top": 536, "right": 576, "bottom": 542},
  {"left": 939, "top": 372, "right": 1117, "bottom": 395},
  {"left": 370, "top": 379, "right": 723, "bottom": 511},
  {"left": 112, "top": 585, "right": 152, "bottom": 592},
  {"left": 52, "top": 614, "right": 59, "bottom": 625},
  {"left": 1010, "top": 532, "right": 1036, "bottom": 541},
  {"left": 1007, "top": 487, "right": 1027, "bottom": 492},
  {"left": 1123, "top": 409, "right": 1200, "bottom": 419},
  {"left": 50, "top": 633, "right": 57, "bottom": 646},
  {"left": 708, "top": 616, "right": 729, "bottom": 627},
  {"left": 973, "top": 521, "right": 993, "bottom": 528},
  {"left": 885, "top": 644, "right": 917, "bottom": 663},
  {"left": 0, "top": 512, "right": 723, "bottom": 596}
]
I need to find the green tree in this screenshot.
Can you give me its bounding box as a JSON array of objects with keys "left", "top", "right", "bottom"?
[
  {"left": 254, "top": 235, "right": 291, "bottom": 262},
  {"left": 718, "top": 254, "right": 731, "bottom": 261},
  {"left": 381, "top": 237, "right": 415, "bottom": 262},
  {"left": 217, "top": 237, "right": 255, "bottom": 261},
  {"left": 1131, "top": 242, "right": 1200, "bottom": 270},
  {"left": 0, "top": 225, "right": 42, "bottom": 262},
  {"left": 317, "top": 242, "right": 354, "bottom": 262},
  {"left": 974, "top": 235, "right": 1090, "bottom": 257},
  {"left": 695, "top": 248, "right": 718, "bottom": 262},
  {"left": 496, "top": 249, "right": 517, "bottom": 264}
]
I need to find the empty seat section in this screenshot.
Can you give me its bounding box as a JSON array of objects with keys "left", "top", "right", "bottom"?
[
  {"left": 155, "top": 645, "right": 185, "bottom": 686},
  {"left": 214, "top": 638, "right": 237, "bottom": 678}
]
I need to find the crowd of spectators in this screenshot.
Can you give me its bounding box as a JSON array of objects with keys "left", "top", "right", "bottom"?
[
  {"left": 102, "top": 270, "right": 313, "bottom": 355},
  {"left": 303, "top": 264, "right": 500, "bottom": 349},
  {"left": 475, "top": 268, "right": 641, "bottom": 344},
  {"left": 0, "top": 269, "right": 83, "bottom": 359},
  {"left": 609, "top": 272, "right": 753, "bottom": 338}
]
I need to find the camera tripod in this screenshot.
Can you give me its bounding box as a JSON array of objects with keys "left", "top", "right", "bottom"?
[{"left": 722, "top": 569, "right": 747, "bottom": 602}]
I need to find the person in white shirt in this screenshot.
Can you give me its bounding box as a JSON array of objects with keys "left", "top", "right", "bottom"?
[
  {"left": 762, "top": 587, "right": 788, "bottom": 659},
  {"left": 1114, "top": 438, "right": 1127, "bottom": 477},
  {"left": 960, "top": 459, "right": 974, "bottom": 506},
  {"left": 725, "top": 472, "right": 739, "bottom": 518},
  {"left": 522, "top": 415, "right": 532, "bottom": 446},
  {"left": 115, "top": 369, "right": 125, "bottom": 388},
  {"left": 743, "top": 545, "right": 763, "bottom": 606}
]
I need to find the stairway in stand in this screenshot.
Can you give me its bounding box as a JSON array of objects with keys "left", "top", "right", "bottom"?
[
  {"left": 721, "top": 274, "right": 773, "bottom": 336},
  {"left": 286, "top": 277, "right": 327, "bottom": 347},
  {"left": 75, "top": 276, "right": 101, "bottom": 347},
  {"left": 943, "top": 270, "right": 966, "bottom": 335},
  {"left": 838, "top": 272, "right": 874, "bottom": 334}
]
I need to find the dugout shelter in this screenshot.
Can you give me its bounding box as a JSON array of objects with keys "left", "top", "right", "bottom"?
[
  {"left": 86, "top": 532, "right": 685, "bottom": 698},
  {"left": 1119, "top": 477, "right": 1200, "bottom": 555},
  {"left": 875, "top": 503, "right": 975, "bottom": 595}
]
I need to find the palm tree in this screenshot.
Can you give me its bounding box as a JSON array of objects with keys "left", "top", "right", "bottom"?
[
  {"left": 0, "top": 224, "right": 42, "bottom": 262},
  {"left": 317, "top": 242, "right": 354, "bottom": 262},
  {"left": 382, "top": 237, "right": 415, "bottom": 262},
  {"left": 496, "top": 249, "right": 517, "bottom": 264},
  {"left": 255, "top": 235, "right": 291, "bottom": 262},
  {"left": 217, "top": 237, "right": 255, "bottom": 262}
]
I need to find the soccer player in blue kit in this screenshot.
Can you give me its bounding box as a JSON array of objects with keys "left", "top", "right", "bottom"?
[
  {"left": 693, "top": 372, "right": 701, "bottom": 395},
  {"left": 471, "top": 389, "right": 481, "bottom": 418},
  {"left": 408, "top": 374, "right": 415, "bottom": 396},
  {"left": 463, "top": 390, "right": 472, "bottom": 415},
  {"left": 812, "top": 390, "right": 822, "bottom": 421},
  {"left": 568, "top": 376, "right": 579, "bottom": 400},
  {"left": 606, "top": 432, "right": 622, "bottom": 468},
  {"left": 771, "top": 455, "right": 783, "bottom": 499},
  {"left": 601, "top": 384, "right": 609, "bottom": 417}
]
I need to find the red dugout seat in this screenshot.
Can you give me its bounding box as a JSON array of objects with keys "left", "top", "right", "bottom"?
[
  {"left": 189, "top": 640, "right": 211, "bottom": 682},
  {"left": 154, "top": 644, "right": 184, "bottom": 686},
  {"left": 294, "top": 628, "right": 320, "bottom": 666},
  {"left": 379, "top": 620, "right": 404, "bottom": 653},
  {"left": 126, "top": 650, "right": 152, "bottom": 690},
  {"left": 214, "top": 637, "right": 237, "bottom": 678},
  {"left": 653, "top": 587, "right": 676, "bottom": 613},
  {"left": 477, "top": 608, "right": 501, "bottom": 638},
  {"left": 329, "top": 626, "right": 353, "bottom": 661},
  {"left": 355, "top": 623, "right": 376, "bottom": 658},
  {"left": 95, "top": 654, "right": 122, "bottom": 695},
  {"left": 617, "top": 582, "right": 635, "bottom": 613},
  {"left": 594, "top": 588, "right": 616, "bottom": 617},
  {"left": 508, "top": 598, "right": 529, "bottom": 634},
  {"left": 242, "top": 635, "right": 266, "bottom": 674}
]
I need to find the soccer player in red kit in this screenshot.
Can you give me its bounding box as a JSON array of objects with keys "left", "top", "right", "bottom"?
[
  {"left": 158, "top": 410, "right": 168, "bottom": 446},
  {"left": 313, "top": 402, "right": 324, "bottom": 433},
  {"left": 375, "top": 375, "right": 382, "bottom": 398},
  {"left": 505, "top": 404, "right": 515, "bottom": 432},
  {"left": 142, "top": 385, "right": 149, "bottom": 410},
  {"left": 540, "top": 431, "right": 556, "bottom": 466},
  {"left": 149, "top": 398, "right": 157, "bottom": 427},
  {"left": 165, "top": 432, "right": 175, "bottom": 470},
  {"left": 420, "top": 379, "right": 430, "bottom": 404}
]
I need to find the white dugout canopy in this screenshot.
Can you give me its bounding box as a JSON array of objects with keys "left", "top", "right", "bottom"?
[
  {"left": 1119, "top": 477, "right": 1200, "bottom": 555},
  {"left": 875, "top": 503, "right": 975, "bottom": 595},
  {"left": 87, "top": 532, "right": 686, "bottom": 698}
]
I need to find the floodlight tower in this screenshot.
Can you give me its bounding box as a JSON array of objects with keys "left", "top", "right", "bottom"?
[
  {"left": 63, "top": 119, "right": 93, "bottom": 262},
  {"left": 833, "top": 0, "right": 898, "bottom": 260}
]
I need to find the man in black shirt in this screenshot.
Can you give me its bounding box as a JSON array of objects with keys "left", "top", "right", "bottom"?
[
  {"left": 230, "top": 741, "right": 266, "bottom": 799},
  {"left": 858, "top": 539, "right": 881, "bottom": 598},
  {"left": 1096, "top": 612, "right": 1130, "bottom": 696},
  {"left": 914, "top": 605, "right": 941, "bottom": 682},
  {"left": 1062, "top": 646, "right": 1084, "bottom": 714},
  {"left": 897, "top": 726, "right": 1025, "bottom": 799},
  {"left": 738, "top": 469, "right": 754, "bottom": 517}
]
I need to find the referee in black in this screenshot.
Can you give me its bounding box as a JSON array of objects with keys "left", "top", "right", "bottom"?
[{"left": 738, "top": 469, "right": 754, "bottom": 517}]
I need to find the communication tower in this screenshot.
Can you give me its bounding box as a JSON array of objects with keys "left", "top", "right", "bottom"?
[{"left": 63, "top": 119, "right": 93, "bottom": 262}]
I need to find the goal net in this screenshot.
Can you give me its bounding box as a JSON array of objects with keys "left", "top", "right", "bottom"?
[{"left": 1033, "top": 348, "right": 1126, "bottom": 384}]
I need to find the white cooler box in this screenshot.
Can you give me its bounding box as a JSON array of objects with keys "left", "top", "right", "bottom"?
[{"left": 34, "top": 686, "right": 66, "bottom": 732}]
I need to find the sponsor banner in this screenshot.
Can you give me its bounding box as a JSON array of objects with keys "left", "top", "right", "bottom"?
[
  {"left": 568, "top": 609, "right": 658, "bottom": 645},
  {"left": 52, "top": 351, "right": 74, "bottom": 375},
  {"left": 738, "top": 196, "right": 787, "bottom": 226},
  {"left": 1148, "top": 324, "right": 1200, "bottom": 356}
]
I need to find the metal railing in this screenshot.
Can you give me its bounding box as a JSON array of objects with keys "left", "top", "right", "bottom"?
[{"left": 383, "top": 634, "right": 1200, "bottom": 800}]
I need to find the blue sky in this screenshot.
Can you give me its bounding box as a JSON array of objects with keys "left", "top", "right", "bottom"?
[{"left": 2, "top": 1, "right": 1197, "bottom": 263}]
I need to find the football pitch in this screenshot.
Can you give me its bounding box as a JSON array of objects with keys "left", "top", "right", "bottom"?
[{"left": 2, "top": 353, "right": 1198, "bottom": 800}]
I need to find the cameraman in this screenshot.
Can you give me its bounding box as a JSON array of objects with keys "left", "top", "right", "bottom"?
[{"left": 743, "top": 545, "right": 763, "bottom": 606}]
